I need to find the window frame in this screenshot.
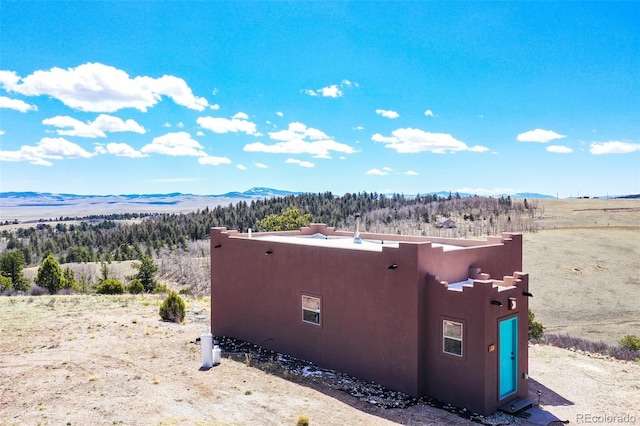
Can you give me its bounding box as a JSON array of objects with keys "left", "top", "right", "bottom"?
[
  {"left": 442, "top": 319, "right": 464, "bottom": 357},
  {"left": 301, "top": 295, "right": 321, "bottom": 326}
]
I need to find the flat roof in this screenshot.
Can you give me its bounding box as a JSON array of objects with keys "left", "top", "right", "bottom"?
[{"left": 254, "top": 233, "right": 463, "bottom": 251}]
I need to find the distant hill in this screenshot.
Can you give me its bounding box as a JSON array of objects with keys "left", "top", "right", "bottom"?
[
  {"left": 11, "top": 188, "right": 640, "bottom": 202},
  {"left": 217, "top": 187, "right": 301, "bottom": 198},
  {"left": 0, "top": 188, "right": 305, "bottom": 222},
  {"left": 0, "top": 187, "right": 300, "bottom": 200},
  {"left": 512, "top": 192, "right": 556, "bottom": 199}
]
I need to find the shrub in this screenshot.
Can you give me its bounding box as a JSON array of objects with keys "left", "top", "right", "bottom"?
[
  {"left": 159, "top": 291, "right": 185, "bottom": 323},
  {"left": 528, "top": 309, "right": 544, "bottom": 340},
  {"left": 154, "top": 283, "right": 169, "bottom": 294},
  {"left": 619, "top": 334, "right": 640, "bottom": 351},
  {"left": 0, "top": 275, "right": 13, "bottom": 292},
  {"left": 29, "top": 285, "right": 47, "bottom": 296},
  {"left": 127, "top": 279, "right": 144, "bottom": 295},
  {"left": 296, "top": 415, "right": 310, "bottom": 426},
  {"left": 96, "top": 278, "right": 124, "bottom": 295},
  {"left": 544, "top": 333, "right": 640, "bottom": 362}
]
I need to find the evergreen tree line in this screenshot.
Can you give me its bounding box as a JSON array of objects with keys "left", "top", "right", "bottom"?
[{"left": 0, "top": 192, "right": 536, "bottom": 268}]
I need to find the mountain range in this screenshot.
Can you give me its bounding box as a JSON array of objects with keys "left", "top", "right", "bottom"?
[{"left": 0, "top": 187, "right": 557, "bottom": 201}]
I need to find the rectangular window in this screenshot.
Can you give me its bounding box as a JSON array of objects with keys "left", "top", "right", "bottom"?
[
  {"left": 443, "top": 320, "right": 463, "bottom": 357},
  {"left": 302, "top": 295, "right": 321, "bottom": 325}
]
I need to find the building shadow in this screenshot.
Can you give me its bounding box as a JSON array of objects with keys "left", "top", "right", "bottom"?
[
  {"left": 209, "top": 336, "right": 497, "bottom": 425},
  {"left": 528, "top": 378, "right": 574, "bottom": 407}
]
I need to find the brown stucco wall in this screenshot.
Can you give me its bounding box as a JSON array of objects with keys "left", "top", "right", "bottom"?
[
  {"left": 422, "top": 271, "right": 529, "bottom": 415},
  {"left": 211, "top": 226, "right": 423, "bottom": 396},
  {"left": 211, "top": 226, "right": 529, "bottom": 416}
]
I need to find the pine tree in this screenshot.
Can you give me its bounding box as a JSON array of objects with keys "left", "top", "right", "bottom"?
[
  {"left": 127, "top": 255, "right": 159, "bottom": 293},
  {"left": 0, "top": 250, "right": 30, "bottom": 292},
  {"left": 35, "top": 254, "right": 64, "bottom": 294}
]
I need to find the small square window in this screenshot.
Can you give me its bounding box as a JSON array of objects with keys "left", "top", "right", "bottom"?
[
  {"left": 302, "top": 295, "right": 320, "bottom": 325},
  {"left": 443, "top": 320, "right": 463, "bottom": 357}
]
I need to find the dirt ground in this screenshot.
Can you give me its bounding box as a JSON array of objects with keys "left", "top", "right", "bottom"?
[
  {"left": 0, "top": 295, "right": 638, "bottom": 426},
  {"left": 524, "top": 198, "right": 640, "bottom": 345},
  {"left": 1, "top": 198, "right": 639, "bottom": 425},
  {"left": 0, "top": 295, "right": 484, "bottom": 426}
]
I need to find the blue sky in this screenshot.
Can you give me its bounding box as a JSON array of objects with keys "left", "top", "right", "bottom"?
[{"left": 1, "top": 1, "right": 638, "bottom": 198}]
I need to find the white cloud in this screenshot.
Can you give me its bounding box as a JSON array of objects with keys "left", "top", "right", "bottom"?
[
  {"left": 321, "top": 85, "right": 342, "bottom": 98},
  {"left": 0, "top": 63, "right": 208, "bottom": 112},
  {"left": 424, "top": 109, "right": 436, "bottom": 117},
  {"left": 43, "top": 116, "right": 105, "bottom": 138},
  {"left": 372, "top": 128, "right": 489, "bottom": 154},
  {"left": 176, "top": 121, "right": 184, "bottom": 128},
  {"left": 43, "top": 114, "right": 146, "bottom": 138},
  {"left": 590, "top": 141, "right": 640, "bottom": 155},
  {"left": 0, "top": 137, "right": 95, "bottom": 166},
  {"left": 270, "top": 122, "right": 329, "bottom": 141},
  {"left": 547, "top": 145, "right": 573, "bottom": 154},
  {"left": 0, "top": 96, "right": 37, "bottom": 112},
  {"left": 243, "top": 122, "right": 356, "bottom": 157},
  {"left": 141, "top": 132, "right": 206, "bottom": 157},
  {"left": 210, "top": 104, "right": 220, "bottom": 110},
  {"left": 254, "top": 162, "right": 268, "bottom": 169},
  {"left": 198, "top": 155, "right": 232, "bottom": 166},
  {"left": 0, "top": 130, "right": 4, "bottom": 136},
  {"left": 196, "top": 131, "right": 204, "bottom": 136},
  {"left": 0, "top": 71, "right": 20, "bottom": 88},
  {"left": 276, "top": 111, "right": 284, "bottom": 117},
  {"left": 383, "top": 166, "right": 392, "bottom": 172},
  {"left": 468, "top": 145, "right": 490, "bottom": 153},
  {"left": 405, "top": 170, "right": 419, "bottom": 175},
  {"left": 94, "top": 114, "right": 145, "bottom": 133},
  {"left": 366, "top": 168, "right": 388, "bottom": 176},
  {"left": 285, "top": 158, "right": 315, "bottom": 168},
  {"left": 96, "top": 142, "right": 147, "bottom": 158},
  {"left": 517, "top": 129, "right": 566, "bottom": 143},
  {"left": 303, "top": 80, "right": 357, "bottom": 98},
  {"left": 163, "top": 122, "right": 172, "bottom": 127},
  {"left": 354, "top": 126, "right": 364, "bottom": 131},
  {"left": 197, "top": 114, "right": 259, "bottom": 135},
  {"left": 376, "top": 109, "right": 399, "bottom": 119},
  {"left": 237, "top": 164, "right": 247, "bottom": 170}
]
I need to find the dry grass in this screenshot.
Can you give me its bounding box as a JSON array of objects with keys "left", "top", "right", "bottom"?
[
  {"left": 525, "top": 198, "right": 640, "bottom": 345},
  {"left": 0, "top": 295, "right": 476, "bottom": 425}
]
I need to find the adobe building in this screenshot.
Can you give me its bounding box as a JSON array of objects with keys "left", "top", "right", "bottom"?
[{"left": 210, "top": 222, "right": 531, "bottom": 415}]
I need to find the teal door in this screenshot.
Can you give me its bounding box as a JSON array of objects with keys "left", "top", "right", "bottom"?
[{"left": 499, "top": 316, "right": 518, "bottom": 399}]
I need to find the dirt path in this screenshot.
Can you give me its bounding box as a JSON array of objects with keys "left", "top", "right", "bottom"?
[{"left": 528, "top": 344, "right": 640, "bottom": 424}]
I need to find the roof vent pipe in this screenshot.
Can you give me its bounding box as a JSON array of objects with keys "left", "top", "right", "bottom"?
[{"left": 354, "top": 213, "right": 362, "bottom": 244}]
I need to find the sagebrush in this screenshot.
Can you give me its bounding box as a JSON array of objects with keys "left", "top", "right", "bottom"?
[{"left": 159, "top": 291, "right": 185, "bottom": 323}]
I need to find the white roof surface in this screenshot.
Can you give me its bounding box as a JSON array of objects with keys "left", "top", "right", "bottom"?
[
  {"left": 255, "top": 234, "right": 396, "bottom": 252},
  {"left": 254, "top": 233, "right": 462, "bottom": 252}
]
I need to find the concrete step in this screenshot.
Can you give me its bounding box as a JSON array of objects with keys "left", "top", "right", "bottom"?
[{"left": 498, "top": 397, "right": 534, "bottom": 414}]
